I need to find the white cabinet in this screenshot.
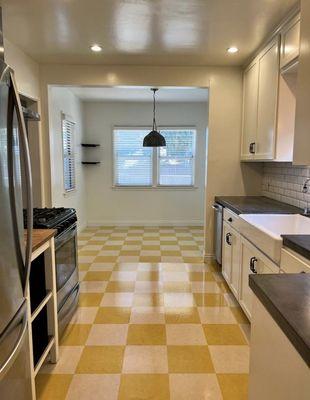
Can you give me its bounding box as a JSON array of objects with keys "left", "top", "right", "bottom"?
[
  {"left": 249, "top": 295, "right": 310, "bottom": 400},
  {"left": 239, "top": 237, "right": 278, "bottom": 319},
  {"left": 256, "top": 40, "right": 280, "bottom": 160},
  {"left": 280, "top": 15, "right": 300, "bottom": 68},
  {"left": 280, "top": 248, "right": 310, "bottom": 273},
  {"left": 241, "top": 61, "right": 259, "bottom": 159},
  {"left": 294, "top": 1, "right": 310, "bottom": 165},
  {"left": 241, "top": 38, "right": 280, "bottom": 161},
  {"left": 222, "top": 221, "right": 241, "bottom": 298}
]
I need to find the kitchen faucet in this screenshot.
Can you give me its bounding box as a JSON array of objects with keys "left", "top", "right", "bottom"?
[{"left": 302, "top": 178, "right": 310, "bottom": 215}]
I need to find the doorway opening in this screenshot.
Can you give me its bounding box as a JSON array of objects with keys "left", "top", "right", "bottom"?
[{"left": 48, "top": 85, "right": 209, "bottom": 261}]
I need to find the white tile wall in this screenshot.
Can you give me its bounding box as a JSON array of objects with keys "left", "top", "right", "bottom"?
[{"left": 262, "top": 163, "right": 310, "bottom": 209}]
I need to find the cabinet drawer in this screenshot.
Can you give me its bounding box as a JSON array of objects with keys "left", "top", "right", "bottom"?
[
  {"left": 223, "top": 208, "right": 239, "bottom": 227},
  {"left": 280, "top": 248, "right": 310, "bottom": 273}
]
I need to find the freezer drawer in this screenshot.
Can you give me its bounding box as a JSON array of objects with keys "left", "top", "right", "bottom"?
[{"left": 0, "top": 302, "right": 32, "bottom": 400}]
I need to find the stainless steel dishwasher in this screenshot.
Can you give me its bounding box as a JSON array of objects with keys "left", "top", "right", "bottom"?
[{"left": 213, "top": 203, "right": 223, "bottom": 264}]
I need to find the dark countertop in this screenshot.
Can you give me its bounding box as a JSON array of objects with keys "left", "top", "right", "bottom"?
[
  {"left": 282, "top": 235, "right": 310, "bottom": 261},
  {"left": 215, "top": 196, "right": 302, "bottom": 215},
  {"left": 249, "top": 274, "right": 310, "bottom": 367}
]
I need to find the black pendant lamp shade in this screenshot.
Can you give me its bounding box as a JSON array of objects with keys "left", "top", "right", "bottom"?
[{"left": 143, "top": 88, "right": 166, "bottom": 147}]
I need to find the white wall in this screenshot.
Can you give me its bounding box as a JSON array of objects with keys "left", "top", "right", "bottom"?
[
  {"left": 83, "top": 101, "right": 208, "bottom": 225},
  {"left": 39, "top": 65, "right": 263, "bottom": 255},
  {"left": 48, "top": 87, "right": 87, "bottom": 230},
  {"left": 4, "top": 38, "right": 40, "bottom": 100}
]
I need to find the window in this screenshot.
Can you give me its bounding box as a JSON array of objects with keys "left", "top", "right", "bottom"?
[
  {"left": 62, "top": 115, "right": 76, "bottom": 192},
  {"left": 114, "top": 129, "right": 152, "bottom": 186},
  {"left": 113, "top": 128, "right": 196, "bottom": 187},
  {"left": 158, "top": 129, "right": 196, "bottom": 186}
]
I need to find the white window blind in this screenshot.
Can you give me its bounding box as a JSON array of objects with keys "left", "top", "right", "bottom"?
[
  {"left": 158, "top": 129, "right": 196, "bottom": 186},
  {"left": 62, "top": 117, "right": 76, "bottom": 192},
  {"left": 113, "top": 129, "right": 152, "bottom": 186}
]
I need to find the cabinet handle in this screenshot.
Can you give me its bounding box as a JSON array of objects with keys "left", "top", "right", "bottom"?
[
  {"left": 226, "top": 233, "right": 232, "bottom": 246},
  {"left": 249, "top": 142, "right": 256, "bottom": 154},
  {"left": 228, "top": 217, "right": 233, "bottom": 223},
  {"left": 250, "top": 257, "right": 258, "bottom": 273}
]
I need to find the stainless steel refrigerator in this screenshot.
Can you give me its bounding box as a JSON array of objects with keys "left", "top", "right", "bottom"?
[{"left": 0, "top": 15, "right": 34, "bottom": 398}]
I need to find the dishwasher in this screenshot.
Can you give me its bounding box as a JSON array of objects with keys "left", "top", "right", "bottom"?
[{"left": 213, "top": 203, "right": 223, "bottom": 264}]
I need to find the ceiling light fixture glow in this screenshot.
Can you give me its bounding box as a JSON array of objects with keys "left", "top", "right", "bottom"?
[
  {"left": 227, "top": 46, "right": 239, "bottom": 54},
  {"left": 90, "top": 44, "right": 102, "bottom": 52}
]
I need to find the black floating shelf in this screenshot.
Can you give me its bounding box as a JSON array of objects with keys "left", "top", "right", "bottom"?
[
  {"left": 81, "top": 161, "right": 101, "bottom": 165},
  {"left": 81, "top": 143, "right": 100, "bottom": 147}
]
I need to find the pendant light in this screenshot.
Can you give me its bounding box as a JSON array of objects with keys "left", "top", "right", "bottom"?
[{"left": 143, "top": 88, "right": 166, "bottom": 147}]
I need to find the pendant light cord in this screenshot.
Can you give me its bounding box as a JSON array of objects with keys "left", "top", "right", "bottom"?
[{"left": 152, "top": 88, "right": 157, "bottom": 131}]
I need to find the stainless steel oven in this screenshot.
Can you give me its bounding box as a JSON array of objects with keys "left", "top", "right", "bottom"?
[{"left": 55, "top": 223, "right": 79, "bottom": 311}]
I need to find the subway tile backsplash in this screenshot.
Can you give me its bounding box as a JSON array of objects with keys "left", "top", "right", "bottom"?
[{"left": 262, "top": 163, "right": 310, "bottom": 210}]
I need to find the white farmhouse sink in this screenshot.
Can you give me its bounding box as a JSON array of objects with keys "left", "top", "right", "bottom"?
[{"left": 238, "top": 214, "right": 310, "bottom": 264}]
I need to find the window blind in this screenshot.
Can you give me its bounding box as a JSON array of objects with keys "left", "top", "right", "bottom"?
[
  {"left": 114, "top": 129, "right": 152, "bottom": 186},
  {"left": 62, "top": 118, "right": 76, "bottom": 192},
  {"left": 158, "top": 129, "right": 196, "bottom": 186}
]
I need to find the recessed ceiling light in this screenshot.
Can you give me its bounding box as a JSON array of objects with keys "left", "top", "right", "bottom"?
[
  {"left": 90, "top": 44, "right": 102, "bottom": 52},
  {"left": 227, "top": 46, "right": 239, "bottom": 54}
]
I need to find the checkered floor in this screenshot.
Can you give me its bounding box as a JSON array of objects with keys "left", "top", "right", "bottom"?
[{"left": 36, "top": 226, "right": 250, "bottom": 400}]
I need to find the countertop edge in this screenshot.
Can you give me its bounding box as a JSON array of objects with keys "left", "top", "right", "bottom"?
[
  {"left": 24, "top": 229, "right": 57, "bottom": 253},
  {"left": 282, "top": 236, "right": 310, "bottom": 261},
  {"left": 249, "top": 275, "right": 310, "bottom": 367}
]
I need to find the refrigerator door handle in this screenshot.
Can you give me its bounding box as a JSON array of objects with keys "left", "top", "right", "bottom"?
[
  {"left": 0, "top": 304, "right": 27, "bottom": 380},
  {"left": 9, "top": 71, "right": 33, "bottom": 296}
]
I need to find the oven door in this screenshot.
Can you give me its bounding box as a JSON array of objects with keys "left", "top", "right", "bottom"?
[{"left": 55, "top": 224, "right": 79, "bottom": 310}]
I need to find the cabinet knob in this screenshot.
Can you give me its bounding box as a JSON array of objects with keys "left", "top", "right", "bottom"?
[{"left": 228, "top": 217, "right": 233, "bottom": 223}]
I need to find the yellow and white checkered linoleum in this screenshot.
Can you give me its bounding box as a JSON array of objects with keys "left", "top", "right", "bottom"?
[{"left": 36, "top": 226, "right": 250, "bottom": 400}]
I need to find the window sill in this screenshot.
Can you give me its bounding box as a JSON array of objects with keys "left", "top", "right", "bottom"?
[
  {"left": 63, "top": 189, "right": 76, "bottom": 197},
  {"left": 112, "top": 185, "right": 198, "bottom": 191}
]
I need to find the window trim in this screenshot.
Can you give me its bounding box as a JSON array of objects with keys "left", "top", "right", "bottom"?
[
  {"left": 62, "top": 113, "right": 76, "bottom": 193},
  {"left": 112, "top": 126, "right": 197, "bottom": 189}
]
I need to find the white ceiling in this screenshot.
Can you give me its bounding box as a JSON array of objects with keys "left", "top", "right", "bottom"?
[
  {"left": 2, "top": 0, "right": 299, "bottom": 66},
  {"left": 68, "top": 86, "right": 209, "bottom": 102}
]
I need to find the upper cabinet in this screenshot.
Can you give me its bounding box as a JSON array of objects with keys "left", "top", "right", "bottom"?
[
  {"left": 241, "top": 11, "right": 306, "bottom": 164},
  {"left": 280, "top": 15, "right": 300, "bottom": 68},
  {"left": 241, "top": 61, "right": 259, "bottom": 160},
  {"left": 241, "top": 38, "right": 280, "bottom": 161},
  {"left": 294, "top": 0, "right": 310, "bottom": 165}
]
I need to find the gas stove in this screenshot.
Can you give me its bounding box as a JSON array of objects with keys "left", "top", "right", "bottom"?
[{"left": 24, "top": 207, "right": 77, "bottom": 234}]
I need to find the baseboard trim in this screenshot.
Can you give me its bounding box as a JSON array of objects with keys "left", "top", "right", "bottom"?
[
  {"left": 87, "top": 220, "right": 204, "bottom": 227},
  {"left": 204, "top": 254, "right": 215, "bottom": 262}
]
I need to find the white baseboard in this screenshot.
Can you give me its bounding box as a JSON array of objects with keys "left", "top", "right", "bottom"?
[
  {"left": 204, "top": 254, "right": 215, "bottom": 262},
  {"left": 77, "top": 222, "right": 87, "bottom": 233},
  {"left": 87, "top": 219, "right": 204, "bottom": 227}
]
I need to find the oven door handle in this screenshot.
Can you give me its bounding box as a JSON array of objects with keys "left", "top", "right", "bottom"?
[{"left": 55, "top": 224, "right": 77, "bottom": 248}]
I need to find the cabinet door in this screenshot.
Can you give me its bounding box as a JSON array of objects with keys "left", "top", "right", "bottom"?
[
  {"left": 241, "top": 61, "right": 259, "bottom": 160},
  {"left": 240, "top": 240, "right": 255, "bottom": 319},
  {"left": 230, "top": 229, "right": 241, "bottom": 299},
  {"left": 293, "top": 1, "right": 310, "bottom": 165},
  {"left": 280, "top": 17, "right": 300, "bottom": 68},
  {"left": 255, "top": 39, "right": 280, "bottom": 160},
  {"left": 221, "top": 222, "right": 232, "bottom": 283},
  {"left": 239, "top": 238, "right": 278, "bottom": 320}
]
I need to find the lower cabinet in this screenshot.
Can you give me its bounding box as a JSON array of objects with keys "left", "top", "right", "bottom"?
[
  {"left": 222, "top": 222, "right": 241, "bottom": 299},
  {"left": 239, "top": 237, "right": 278, "bottom": 319}
]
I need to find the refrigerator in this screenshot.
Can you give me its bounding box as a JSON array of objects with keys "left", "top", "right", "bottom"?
[{"left": 0, "top": 15, "right": 34, "bottom": 399}]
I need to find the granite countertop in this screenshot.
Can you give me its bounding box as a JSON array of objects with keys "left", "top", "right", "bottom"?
[
  {"left": 282, "top": 235, "right": 310, "bottom": 261},
  {"left": 249, "top": 274, "right": 310, "bottom": 367},
  {"left": 214, "top": 196, "right": 302, "bottom": 215}
]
